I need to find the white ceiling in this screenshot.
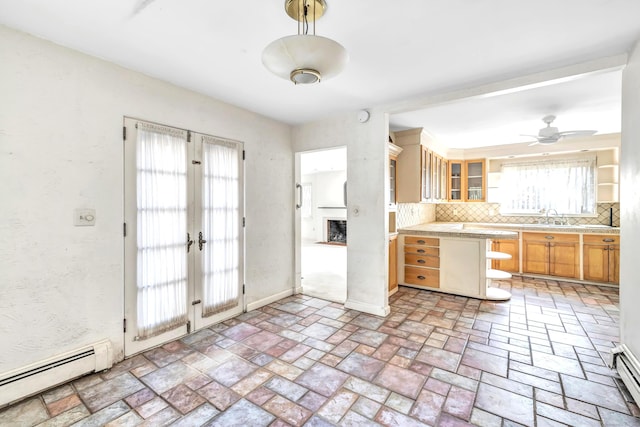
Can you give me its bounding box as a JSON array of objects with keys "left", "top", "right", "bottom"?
[{"left": 1, "top": 0, "right": 640, "bottom": 148}]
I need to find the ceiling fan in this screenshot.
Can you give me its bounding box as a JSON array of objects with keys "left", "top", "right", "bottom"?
[{"left": 523, "top": 115, "right": 597, "bottom": 146}]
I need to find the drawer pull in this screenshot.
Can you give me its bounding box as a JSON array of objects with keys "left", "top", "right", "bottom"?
[
  {"left": 417, "top": 239, "right": 426, "bottom": 244},
  {"left": 602, "top": 238, "right": 615, "bottom": 243},
  {"left": 417, "top": 275, "right": 426, "bottom": 280},
  {"left": 545, "top": 235, "right": 554, "bottom": 240},
  {"left": 417, "top": 259, "right": 426, "bottom": 264},
  {"left": 417, "top": 249, "right": 426, "bottom": 253}
]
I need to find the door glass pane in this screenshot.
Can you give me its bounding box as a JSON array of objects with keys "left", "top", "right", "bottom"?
[
  {"left": 136, "top": 126, "right": 188, "bottom": 339},
  {"left": 201, "top": 138, "right": 240, "bottom": 316}
]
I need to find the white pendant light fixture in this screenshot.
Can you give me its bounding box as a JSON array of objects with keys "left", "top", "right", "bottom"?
[{"left": 262, "top": 0, "right": 348, "bottom": 85}]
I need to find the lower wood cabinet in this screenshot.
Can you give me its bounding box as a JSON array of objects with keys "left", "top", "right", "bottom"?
[
  {"left": 583, "top": 234, "right": 620, "bottom": 284},
  {"left": 491, "top": 237, "right": 519, "bottom": 273},
  {"left": 403, "top": 236, "right": 440, "bottom": 288},
  {"left": 389, "top": 235, "right": 398, "bottom": 293},
  {"left": 522, "top": 232, "right": 580, "bottom": 279}
]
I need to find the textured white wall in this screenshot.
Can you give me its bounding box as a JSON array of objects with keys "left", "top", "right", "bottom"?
[
  {"left": 293, "top": 112, "right": 389, "bottom": 316},
  {"left": 0, "top": 25, "right": 293, "bottom": 371},
  {"left": 620, "top": 39, "right": 640, "bottom": 356}
]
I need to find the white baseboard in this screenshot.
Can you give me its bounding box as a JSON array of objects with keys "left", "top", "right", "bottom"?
[
  {"left": 344, "top": 299, "right": 390, "bottom": 317},
  {"left": 246, "top": 288, "right": 294, "bottom": 312}
]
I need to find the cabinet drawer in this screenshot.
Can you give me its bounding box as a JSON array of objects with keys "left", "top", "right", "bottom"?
[
  {"left": 404, "top": 246, "right": 439, "bottom": 257},
  {"left": 405, "top": 236, "right": 439, "bottom": 246},
  {"left": 404, "top": 267, "right": 439, "bottom": 288},
  {"left": 583, "top": 234, "right": 619, "bottom": 245},
  {"left": 405, "top": 253, "right": 440, "bottom": 268},
  {"left": 522, "top": 232, "right": 579, "bottom": 243}
]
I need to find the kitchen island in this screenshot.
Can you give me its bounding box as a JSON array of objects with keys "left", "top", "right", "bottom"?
[{"left": 397, "top": 223, "right": 518, "bottom": 301}]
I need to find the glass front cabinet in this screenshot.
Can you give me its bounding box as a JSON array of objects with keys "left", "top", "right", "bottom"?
[{"left": 449, "top": 159, "right": 486, "bottom": 202}]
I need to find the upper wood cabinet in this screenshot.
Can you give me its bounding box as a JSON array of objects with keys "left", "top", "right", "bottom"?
[
  {"left": 394, "top": 128, "right": 448, "bottom": 203},
  {"left": 389, "top": 142, "right": 403, "bottom": 206},
  {"left": 449, "top": 159, "right": 486, "bottom": 202}
]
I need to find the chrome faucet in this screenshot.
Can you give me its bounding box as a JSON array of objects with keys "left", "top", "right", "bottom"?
[{"left": 546, "top": 208, "right": 558, "bottom": 224}]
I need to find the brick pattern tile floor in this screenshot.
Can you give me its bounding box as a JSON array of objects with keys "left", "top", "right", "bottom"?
[{"left": 2, "top": 276, "right": 640, "bottom": 426}]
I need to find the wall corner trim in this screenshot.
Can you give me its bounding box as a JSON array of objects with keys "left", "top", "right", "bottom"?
[
  {"left": 246, "top": 288, "right": 294, "bottom": 312},
  {"left": 344, "top": 299, "right": 390, "bottom": 317}
]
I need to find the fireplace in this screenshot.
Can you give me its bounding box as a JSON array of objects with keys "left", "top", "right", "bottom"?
[{"left": 327, "top": 219, "right": 347, "bottom": 244}]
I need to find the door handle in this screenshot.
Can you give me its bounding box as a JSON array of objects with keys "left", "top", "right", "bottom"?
[
  {"left": 187, "top": 233, "right": 194, "bottom": 252},
  {"left": 198, "top": 232, "right": 207, "bottom": 251},
  {"left": 296, "top": 183, "right": 303, "bottom": 209}
]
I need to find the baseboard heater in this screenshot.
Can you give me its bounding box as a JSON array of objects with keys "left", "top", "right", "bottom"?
[
  {"left": 0, "top": 339, "right": 113, "bottom": 409},
  {"left": 611, "top": 344, "right": 640, "bottom": 405}
]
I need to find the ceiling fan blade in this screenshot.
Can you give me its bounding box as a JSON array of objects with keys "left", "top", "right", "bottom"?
[
  {"left": 557, "top": 130, "right": 597, "bottom": 138},
  {"left": 528, "top": 141, "right": 539, "bottom": 146}
]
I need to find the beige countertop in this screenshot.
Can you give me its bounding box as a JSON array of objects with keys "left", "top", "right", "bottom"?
[
  {"left": 398, "top": 223, "right": 519, "bottom": 240},
  {"left": 398, "top": 222, "right": 620, "bottom": 239}
]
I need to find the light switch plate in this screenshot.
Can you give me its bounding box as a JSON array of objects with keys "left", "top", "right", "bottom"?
[{"left": 74, "top": 208, "right": 96, "bottom": 226}]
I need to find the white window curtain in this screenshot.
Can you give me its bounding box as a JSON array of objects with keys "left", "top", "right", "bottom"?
[
  {"left": 500, "top": 157, "right": 596, "bottom": 215},
  {"left": 136, "top": 122, "right": 189, "bottom": 339},
  {"left": 201, "top": 136, "right": 240, "bottom": 316}
]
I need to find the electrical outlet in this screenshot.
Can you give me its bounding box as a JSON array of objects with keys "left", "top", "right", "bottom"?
[
  {"left": 453, "top": 208, "right": 458, "bottom": 216},
  {"left": 488, "top": 208, "right": 495, "bottom": 216}
]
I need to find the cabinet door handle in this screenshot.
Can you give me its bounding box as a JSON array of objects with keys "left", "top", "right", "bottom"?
[
  {"left": 417, "top": 249, "right": 426, "bottom": 253},
  {"left": 602, "top": 238, "right": 615, "bottom": 243},
  {"left": 417, "top": 259, "right": 426, "bottom": 264},
  {"left": 417, "top": 275, "right": 426, "bottom": 280},
  {"left": 545, "top": 235, "right": 554, "bottom": 240},
  {"left": 417, "top": 239, "right": 426, "bottom": 244}
]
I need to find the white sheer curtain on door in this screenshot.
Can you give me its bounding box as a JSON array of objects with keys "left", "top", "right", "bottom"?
[
  {"left": 136, "top": 122, "right": 189, "bottom": 339},
  {"left": 201, "top": 136, "right": 240, "bottom": 316},
  {"left": 500, "top": 157, "right": 596, "bottom": 214}
]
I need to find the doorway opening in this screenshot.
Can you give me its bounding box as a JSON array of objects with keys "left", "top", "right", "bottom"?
[{"left": 297, "top": 147, "right": 347, "bottom": 303}]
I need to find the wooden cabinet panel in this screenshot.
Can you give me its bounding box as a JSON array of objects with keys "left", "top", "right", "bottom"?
[
  {"left": 389, "top": 235, "right": 398, "bottom": 292},
  {"left": 491, "top": 238, "right": 519, "bottom": 273},
  {"left": 583, "top": 244, "right": 609, "bottom": 282},
  {"left": 405, "top": 236, "right": 439, "bottom": 246},
  {"left": 549, "top": 241, "right": 580, "bottom": 278},
  {"left": 404, "top": 266, "right": 439, "bottom": 288},
  {"left": 405, "top": 253, "right": 440, "bottom": 268},
  {"left": 523, "top": 239, "right": 549, "bottom": 275},
  {"left": 522, "top": 232, "right": 579, "bottom": 279},
  {"left": 583, "top": 234, "right": 620, "bottom": 284},
  {"left": 402, "top": 234, "right": 440, "bottom": 289},
  {"left": 609, "top": 245, "right": 620, "bottom": 284}
]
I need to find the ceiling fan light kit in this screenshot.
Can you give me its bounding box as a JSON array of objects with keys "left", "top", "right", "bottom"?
[
  {"left": 262, "top": 0, "right": 348, "bottom": 84},
  {"left": 524, "top": 115, "right": 597, "bottom": 146}
]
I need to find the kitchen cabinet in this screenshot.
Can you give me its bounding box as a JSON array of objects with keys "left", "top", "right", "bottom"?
[
  {"left": 583, "top": 234, "right": 620, "bottom": 284},
  {"left": 491, "top": 236, "right": 519, "bottom": 273},
  {"left": 394, "top": 128, "right": 447, "bottom": 203},
  {"left": 389, "top": 234, "right": 398, "bottom": 294},
  {"left": 448, "top": 159, "right": 486, "bottom": 202},
  {"left": 398, "top": 230, "right": 514, "bottom": 300},
  {"left": 403, "top": 236, "right": 440, "bottom": 288},
  {"left": 389, "top": 142, "right": 403, "bottom": 206},
  {"left": 522, "top": 232, "right": 579, "bottom": 279}
]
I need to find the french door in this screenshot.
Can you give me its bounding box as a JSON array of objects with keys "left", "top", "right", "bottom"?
[{"left": 123, "top": 118, "right": 244, "bottom": 356}]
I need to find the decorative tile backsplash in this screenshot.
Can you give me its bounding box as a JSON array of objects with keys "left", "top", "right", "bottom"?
[
  {"left": 397, "top": 203, "right": 436, "bottom": 228},
  {"left": 435, "top": 202, "right": 620, "bottom": 227}
]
